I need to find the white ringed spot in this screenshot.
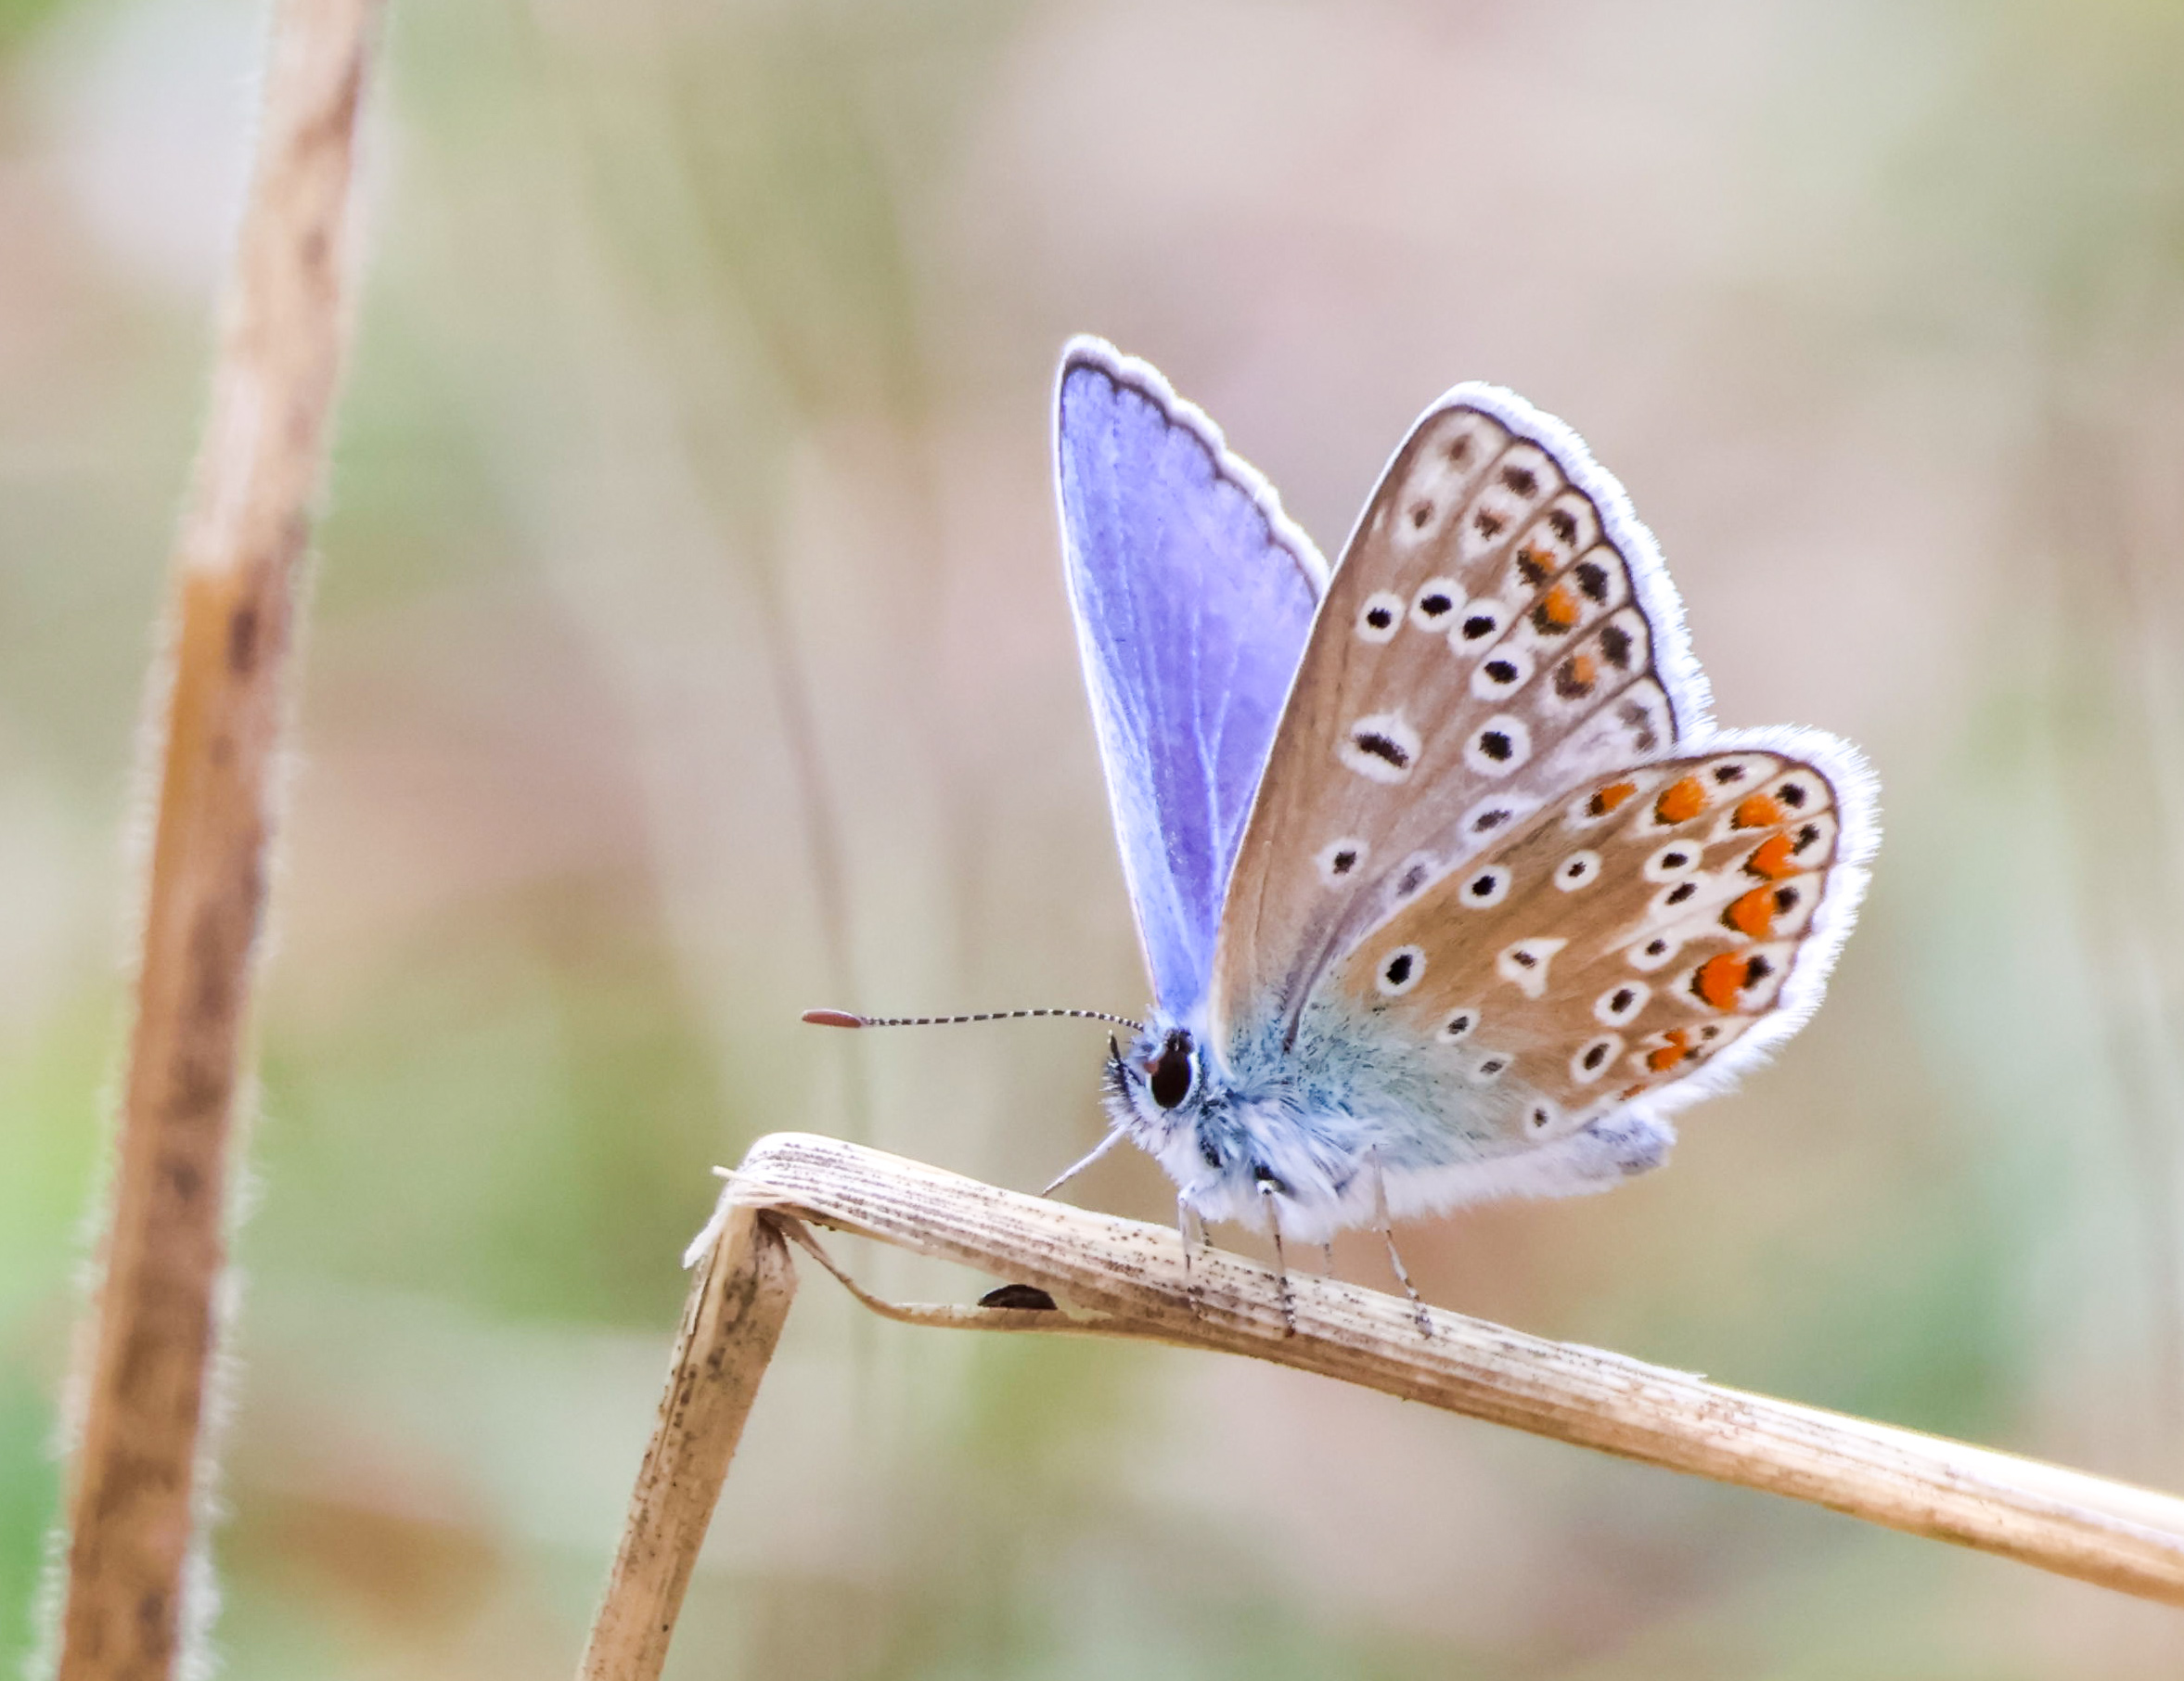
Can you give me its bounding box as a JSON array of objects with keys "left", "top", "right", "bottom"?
[
  {"left": 1595, "top": 981, "right": 1650, "bottom": 1024},
  {"left": 1573, "top": 1035, "right": 1624, "bottom": 1084},
  {"left": 1642, "top": 841, "right": 1703, "bottom": 882},
  {"left": 1315, "top": 838, "right": 1368, "bottom": 888},
  {"left": 1355, "top": 592, "right": 1405, "bottom": 644},
  {"left": 1470, "top": 644, "right": 1535, "bottom": 701},
  {"left": 1391, "top": 853, "right": 1438, "bottom": 902},
  {"left": 1471, "top": 1052, "right": 1512, "bottom": 1084},
  {"left": 1625, "top": 933, "right": 1681, "bottom": 972},
  {"left": 1375, "top": 944, "right": 1427, "bottom": 996},
  {"left": 1459, "top": 865, "right": 1511, "bottom": 908},
  {"left": 1497, "top": 936, "right": 1568, "bottom": 999},
  {"left": 1438, "top": 1007, "right": 1482, "bottom": 1044},
  {"left": 1525, "top": 1097, "right": 1563, "bottom": 1134},
  {"left": 1766, "top": 769, "right": 1830, "bottom": 815},
  {"left": 1447, "top": 598, "right": 1507, "bottom": 653},
  {"left": 1555, "top": 850, "right": 1602, "bottom": 892},
  {"left": 1462, "top": 798, "right": 1524, "bottom": 840},
  {"left": 1699, "top": 753, "right": 1779, "bottom": 794},
  {"left": 1339, "top": 712, "right": 1420, "bottom": 784},
  {"left": 1464, "top": 713, "right": 1532, "bottom": 778},
  {"left": 1395, "top": 491, "right": 1444, "bottom": 542},
  {"left": 1408, "top": 578, "right": 1462, "bottom": 631},
  {"left": 1648, "top": 876, "right": 1711, "bottom": 921}
]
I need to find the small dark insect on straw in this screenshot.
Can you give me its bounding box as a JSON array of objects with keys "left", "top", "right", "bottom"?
[
  {"left": 803, "top": 1007, "right": 1143, "bottom": 1031},
  {"left": 978, "top": 1284, "right": 1060, "bottom": 1311}
]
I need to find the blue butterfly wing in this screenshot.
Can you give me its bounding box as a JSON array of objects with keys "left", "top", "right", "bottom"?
[{"left": 1056, "top": 340, "right": 1328, "bottom": 1023}]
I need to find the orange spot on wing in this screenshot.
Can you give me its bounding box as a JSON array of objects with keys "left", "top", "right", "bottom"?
[
  {"left": 1654, "top": 776, "right": 1707, "bottom": 824},
  {"left": 1692, "top": 953, "right": 1746, "bottom": 1010},
  {"left": 1743, "top": 832, "right": 1797, "bottom": 879},
  {"left": 1618, "top": 1082, "right": 1649, "bottom": 1100},
  {"left": 1589, "top": 779, "right": 1638, "bottom": 816},
  {"left": 1723, "top": 886, "right": 1777, "bottom": 937},
  {"left": 1731, "top": 793, "right": 1787, "bottom": 829},
  {"left": 1540, "top": 582, "right": 1581, "bottom": 626},
  {"left": 1646, "top": 1030, "right": 1692, "bottom": 1072}
]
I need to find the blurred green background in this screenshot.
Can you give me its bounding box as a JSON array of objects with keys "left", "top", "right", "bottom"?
[{"left": 6, "top": 0, "right": 2184, "bottom": 1675}]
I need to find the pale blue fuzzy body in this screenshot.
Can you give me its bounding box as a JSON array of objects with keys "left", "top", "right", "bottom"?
[{"left": 1107, "top": 998, "right": 1674, "bottom": 1245}]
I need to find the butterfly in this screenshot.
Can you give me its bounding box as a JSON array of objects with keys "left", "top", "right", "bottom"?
[{"left": 1045, "top": 337, "right": 1878, "bottom": 1277}]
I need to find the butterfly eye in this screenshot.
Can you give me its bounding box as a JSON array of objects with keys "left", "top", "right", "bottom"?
[
  {"left": 1147, "top": 1032, "right": 1195, "bottom": 1110},
  {"left": 1355, "top": 591, "right": 1405, "bottom": 644}
]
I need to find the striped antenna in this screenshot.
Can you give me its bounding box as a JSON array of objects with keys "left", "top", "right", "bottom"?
[{"left": 803, "top": 1007, "right": 1143, "bottom": 1033}]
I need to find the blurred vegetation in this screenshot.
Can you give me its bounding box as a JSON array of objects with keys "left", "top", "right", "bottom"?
[{"left": 6, "top": 0, "right": 2184, "bottom": 1675}]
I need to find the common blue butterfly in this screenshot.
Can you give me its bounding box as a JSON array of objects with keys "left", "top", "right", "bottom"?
[
  {"left": 812, "top": 339, "right": 1878, "bottom": 1312},
  {"left": 1048, "top": 338, "right": 1877, "bottom": 1266}
]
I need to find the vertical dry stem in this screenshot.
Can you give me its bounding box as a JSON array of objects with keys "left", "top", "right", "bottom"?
[
  {"left": 54, "top": 2, "right": 381, "bottom": 1676},
  {"left": 578, "top": 1208, "right": 800, "bottom": 1681}
]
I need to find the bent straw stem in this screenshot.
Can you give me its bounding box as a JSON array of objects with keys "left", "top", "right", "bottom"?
[
  {"left": 730, "top": 1134, "right": 2184, "bottom": 1602},
  {"left": 581, "top": 1133, "right": 2184, "bottom": 1680},
  {"left": 577, "top": 1208, "right": 798, "bottom": 1681}
]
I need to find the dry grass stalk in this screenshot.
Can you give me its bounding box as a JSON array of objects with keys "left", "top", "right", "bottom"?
[
  {"left": 580, "top": 1129, "right": 2184, "bottom": 1676},
  {"left": 54, "top": 2, "right": 381, "bottom": 1675},
  {"left": 577, "top": 1208, "right": 798, "bottom": 1681}
]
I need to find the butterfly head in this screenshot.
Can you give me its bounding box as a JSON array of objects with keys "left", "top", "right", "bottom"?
[
  {"left": 1108, "top": 1024, "right": 1202, "bottom": 1123},
  {"left": 1105, "top": 1018, "right": 1312, "bottom": 1207}
]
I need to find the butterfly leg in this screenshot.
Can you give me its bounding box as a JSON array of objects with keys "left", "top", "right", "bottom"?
[
  {"left": 1041, "top": 1123, "right": 1128, "bottom": 1198},
  {"left": 1176, "top": 1193, "right": 1208, "bottom": 1317},
  {"left": 1257, "top": 1177, "right": 1298, "bottom": 1337},
  {"left": 1371, "top": 1150, "right": 1432, "bottom": 1339}
]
